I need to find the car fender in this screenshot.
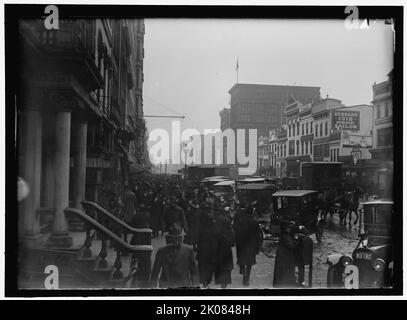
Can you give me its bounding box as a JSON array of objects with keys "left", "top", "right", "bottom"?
[{"left": 326, "top": 253, "right": 343, "bottom": 266}]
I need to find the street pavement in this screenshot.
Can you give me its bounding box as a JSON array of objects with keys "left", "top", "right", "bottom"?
[{"left": 150, "top": 212, "right": 359, "bottom": 289}]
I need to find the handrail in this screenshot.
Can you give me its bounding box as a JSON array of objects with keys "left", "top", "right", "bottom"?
[
  {"left": 64, "top": 207, "right": 152, "bottom": 254},
  {"left": 81, "top": 200, "right": 152, "bottom": 234}
]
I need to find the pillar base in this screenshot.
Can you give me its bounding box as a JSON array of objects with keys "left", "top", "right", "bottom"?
[
  {"left": 22, "top": 232, "right": 44, "bottom": 248},
  {"left": 46, "top": 233, "right": 73, "bottom": 248}
]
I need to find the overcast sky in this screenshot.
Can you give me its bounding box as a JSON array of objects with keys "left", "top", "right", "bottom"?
[{"left": 143, "top": 19, "right": 394, "bottom": 136}]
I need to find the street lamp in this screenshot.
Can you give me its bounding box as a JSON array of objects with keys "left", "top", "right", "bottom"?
[{"left": 182, "top": 143, "right": 188, "bottom": 180}]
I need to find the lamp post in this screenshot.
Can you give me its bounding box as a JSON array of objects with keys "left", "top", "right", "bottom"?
[{"left": 182, "top": 143, "right": 188, "bottom": 181}]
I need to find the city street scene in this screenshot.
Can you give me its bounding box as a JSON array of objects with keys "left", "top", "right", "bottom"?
[{"left": 15, "top": 11, "right": 395, "bottom": 290}]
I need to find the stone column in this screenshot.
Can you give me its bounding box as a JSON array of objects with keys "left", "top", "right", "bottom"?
[
  {"left": 47, "top": 110, "right": 73, "bottom": 247},
  {"left": 72, "top": 119, "right": 88, "bottom": 210},
  {"left": 20, "top": 108, "right": 43, "bottom": 247}
]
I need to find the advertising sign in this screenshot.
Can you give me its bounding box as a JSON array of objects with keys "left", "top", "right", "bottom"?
[{"left": 332, "top": 110, "right": 360, "bottom": 130}]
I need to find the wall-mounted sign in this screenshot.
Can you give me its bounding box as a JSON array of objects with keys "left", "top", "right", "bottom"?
[{"left": 332, "top": 110, "right": 360, "bottom": 130}]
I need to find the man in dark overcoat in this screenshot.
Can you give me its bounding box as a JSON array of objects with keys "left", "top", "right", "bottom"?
[
  {"left": 196, "top": 202, "right": 218, "bottom": 288},
  {"left": 233, "top": 203, "right": 261, "bottom": 286},
  {"left": 212, "top": 208, "right": 235, "bottom": 288}
]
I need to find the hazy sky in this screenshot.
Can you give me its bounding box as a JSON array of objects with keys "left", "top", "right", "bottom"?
[{"left": 143, "top": 19, "right": 394, "bottom": 136}]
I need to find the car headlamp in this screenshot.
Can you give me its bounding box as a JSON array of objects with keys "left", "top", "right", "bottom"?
[
  {"left": 339, "top": 255, "right": 353, "bottom": 267},
  {"left": 372, "top": 258, "right": 385, "bottom": 272}
]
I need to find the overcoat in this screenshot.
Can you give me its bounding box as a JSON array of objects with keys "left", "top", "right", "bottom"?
[
  {"left": 233, "top": 211, "right": 261, "bottom": 266},
  {"left": 150, "top": 243, "right": 197, "bottom": 288}
]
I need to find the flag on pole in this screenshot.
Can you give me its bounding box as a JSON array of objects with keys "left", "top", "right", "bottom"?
[{"left": 236, "top": 57, "right": 239, "bottom": 71}]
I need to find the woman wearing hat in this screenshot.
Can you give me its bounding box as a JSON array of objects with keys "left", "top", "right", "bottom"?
[{"left": 150, "top": 223, "right": 198, "bottom": 289}]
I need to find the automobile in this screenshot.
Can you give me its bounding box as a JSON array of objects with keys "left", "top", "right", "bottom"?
[
  {"left": 201, "top": 176, "right": 229, "bottom": 188},
  {"left": 326, "top": 200, "right": 394, "bottom": 288},
  {"left": 236, "top": 183, "right": 276, "bottom": 220},
  {"left": 271, "top": 190, "right": 323, "bottom": 242},
  {"left": 236, "top": 183, "right": 277, "bottom": 242},
  {"left": 236, "top": 177, "right": 276, "bottom": 187},
  {"left": 212, "top": 180, "right": 236, "bottom": 196}
]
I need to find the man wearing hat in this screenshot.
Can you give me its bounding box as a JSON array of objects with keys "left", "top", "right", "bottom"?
[
  {"left": 150, "top": 223, "right": 197, "bottom": 289},
  {"left": 273, "top": 220, "right": 307, "bottom": 288}
]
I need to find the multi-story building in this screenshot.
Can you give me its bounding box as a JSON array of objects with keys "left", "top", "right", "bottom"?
[
  {"left": 219, "top": 108, "right": 231, "bottom": 131},
  {"left": 366, "top": 70, "right": 393, "bottom": 197},
  {"left": 228, "top": 83, "right": 321, "bottom": 137},
  {"left": 284, "top": 97, "right": 314, "bottom": 178},
  {"left": 18, "top": 19, "right": 147, "bottom": 249},
  {"left": 275, "top": 126, "right": 288, "bottom": 178},
  {"left": 257, "top": 135, "right": 272, "bottom": 176},
  {"left": 221, "top": 83, "right": 320, "bottom": 175}
]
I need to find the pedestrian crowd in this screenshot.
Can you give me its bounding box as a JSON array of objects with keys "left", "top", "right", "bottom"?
[{"left": 105, "top": 175, "right": 263, "bottom": 289}]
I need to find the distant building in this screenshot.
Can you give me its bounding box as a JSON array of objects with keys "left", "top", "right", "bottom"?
[
  {"left": 228, "top": 83, "right": 321, "bottom": 137},
  {"left": 221, "top": 83, "right": 320, "bottom": 174},
  {"left": 219, "top": 108, "right": 231, "bottom": 131}
]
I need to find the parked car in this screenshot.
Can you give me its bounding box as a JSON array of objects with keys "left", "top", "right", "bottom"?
[
  {"left": 271, "top": 190, "right": 323, "bottom": 242},
  {"left": 326, "top": 200, "right": 394, "bottom": 288}
]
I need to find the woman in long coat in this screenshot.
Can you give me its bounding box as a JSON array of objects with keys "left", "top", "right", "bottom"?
[{"left": 233, "top": 205, "right": 261, "bottom": 286}]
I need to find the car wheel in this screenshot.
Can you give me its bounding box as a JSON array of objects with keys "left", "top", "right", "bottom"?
[{"left": 327, "top": 265, "right": 341, "bottom": 288}]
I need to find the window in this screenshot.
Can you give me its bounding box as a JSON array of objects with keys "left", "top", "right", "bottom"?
[
  {"left": 305, "top": 141, "right": 308, "bottom": 154},
  {"left": 301, "top": 141, "right": 304, "bottom": 155},
  {"left": 320, "top": 123, "right": 323, "bottom": 137},
  {"left": 315, "top": 125, "right": 318, "bottom": 137},
  {"left": 325, "top": 122, "right": 328, "bottom": 136},
  {"left": 296, "top": 140, "right": 299, "bottom": 155},
  {"left": 306, "top": 123, "right": 309, "bottom": 135},
  {"left": 385, "top": 102, "right": 389, "bottom": 117},
  {"left": 310, "top": 122, "right": 313, "bottom": 133},
  {"left": 297, "top": 122, "right": 300, "bottom": 136},
  {"left": 377, "top": 127, "right": 393, "bottom": 147},
  {"left": 310, "top": 141, "right": 313, "bottom": 154},
  {"left": 377, "top": 104, "right": 381, "bottom": 119},
  {"left": 302, "top": 124, "right": 304, "bottom": 135}
]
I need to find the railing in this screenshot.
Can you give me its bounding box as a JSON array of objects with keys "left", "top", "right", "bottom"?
[
  {"left": 81, "top": 200, "right": 152, "bottom": 246},
  {"left": 64, "top": 207, "right": 152, "bottom": 281}
]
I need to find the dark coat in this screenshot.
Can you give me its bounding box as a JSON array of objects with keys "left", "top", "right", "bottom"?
[
  {"left": 164, "top": 204, "right": 188, "bottom": 233},
  {"left": 150, "top": 243, "right": 197, "bottom": 288},
  {"left": 123, "top": 190, "right": 137, "bottom": 224},
  {"left": 273, "top": 232, "right": 299, "bottom": 288},
  {"left": 184, "top": 202, "right": 200, "bottom": 246},
  {"left": 196, "top": 214, "right": 217, "bottom": 265},
  {"left": 233, "top": 211, "right": 261, "bottom": 266},
  {"left": 150, "top": 193, "right": 164, "bottom": 232},
  {"left": 213, "top": 214, "right": 235, "bottom": 271}
]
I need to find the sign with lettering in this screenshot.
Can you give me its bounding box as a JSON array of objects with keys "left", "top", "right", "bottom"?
[{"left": 332, "top": 110, "right": 360, "bottom": 130}]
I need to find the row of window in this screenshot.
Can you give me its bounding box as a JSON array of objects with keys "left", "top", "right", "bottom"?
[
  {"left": 272, "top": 140, "right": 314, "bottom": 158},
  {"left": 288, "top": 121, "right": 313, "bottom": 137},
  {"left": 376, "top": 101, "right": 392, "bottom": 119},
  {"left": 315, "top": 121, "right": 329, "bottom": 138}
]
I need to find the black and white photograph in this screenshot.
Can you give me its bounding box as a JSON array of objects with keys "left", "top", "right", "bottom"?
[{"left": 4, "top": 2, "right": 403, "bottom": 296}]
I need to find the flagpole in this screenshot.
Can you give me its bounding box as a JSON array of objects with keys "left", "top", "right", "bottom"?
[{"left": 236, "top": 57, "right": 239, "bottom": 83}]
